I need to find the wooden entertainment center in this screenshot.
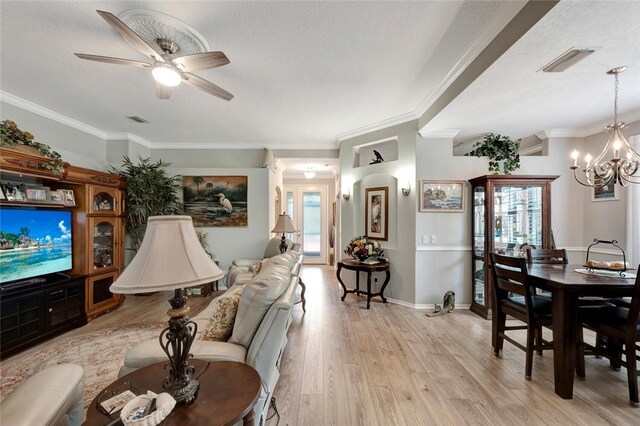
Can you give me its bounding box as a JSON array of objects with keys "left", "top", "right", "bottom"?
[{"left": 0, "top": 147, "right": 125, "bottom": 357}]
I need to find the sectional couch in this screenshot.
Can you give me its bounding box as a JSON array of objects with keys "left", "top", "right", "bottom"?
[{"left": 119, "top": 250, "right": 303, "bottom": 425}]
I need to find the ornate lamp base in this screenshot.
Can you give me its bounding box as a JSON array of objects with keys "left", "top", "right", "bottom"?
[
  {"left": 279, "top": 233, "right": 287, "bottom": 253},
  {"left": 159, "top": 289, "right": 199, "bottom": 404}
]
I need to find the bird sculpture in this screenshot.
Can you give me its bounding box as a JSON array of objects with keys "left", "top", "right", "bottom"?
[
  {"left": 370, "top": 149, "right": 384, "bottom": 164},
  {"left": 215, "top": 193, "right": 233, "bottom": 213}
]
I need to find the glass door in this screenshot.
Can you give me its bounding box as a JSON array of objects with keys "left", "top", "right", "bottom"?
[{"left": 284, "top": 185, "right": 328, "bottom": 264}]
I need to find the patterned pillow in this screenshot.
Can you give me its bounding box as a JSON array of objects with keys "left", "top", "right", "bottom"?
[
  {"left": 249, "top": 258, "right": 269, "bottom": 275},
  {"left": 200, "top": 284, "right": 246, "bottom": 341}
]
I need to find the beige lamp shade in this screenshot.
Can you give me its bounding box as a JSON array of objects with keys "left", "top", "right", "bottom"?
[
  {"left": 271, "top": 213, "right": 297, "bottom": 234},
  {"left": 110, "top": 216, "right": 223, "bottom": 294}
]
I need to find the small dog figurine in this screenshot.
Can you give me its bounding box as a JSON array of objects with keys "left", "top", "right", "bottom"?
[{"left": 426, "top": 291, "right": 455, "bottom": 317}]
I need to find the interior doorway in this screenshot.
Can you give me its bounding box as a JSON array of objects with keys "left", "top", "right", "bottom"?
[{"left": 284, "top": 185, "right": 328, "bottom": 264}]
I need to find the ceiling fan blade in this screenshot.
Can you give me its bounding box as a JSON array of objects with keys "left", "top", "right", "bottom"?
[
  {"left": 182, "top": 72, "right": 233, "bottom": 101},
  {"left": 155, "top": 81, "right": 174, "bottom": 100},
  {"left": 96, "top": 10, "right": 162, "bottom": 61},
  {"left": 74, "top": 53, "right": 151, "bottom": 68},
  {"left": 172, "top": 52, "right": 230, "bottom": 73}
]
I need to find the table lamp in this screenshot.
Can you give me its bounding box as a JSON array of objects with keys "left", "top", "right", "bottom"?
[
  {"left": 110, "top": 216, "right": 223, "bottom": 403},
  {"left": 271, "top": 212, "right": 297, "bottom": 253}
]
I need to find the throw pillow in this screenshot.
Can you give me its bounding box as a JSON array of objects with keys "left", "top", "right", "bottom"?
[
  {"left": 200, "top": 284, "right": 246, "bottom": 342},
  {"left": 249, "top": 258, "right": 269, "bottom": 275}
]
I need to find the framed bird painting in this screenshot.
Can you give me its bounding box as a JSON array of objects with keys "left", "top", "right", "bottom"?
[{"left": 182, "top": 176, "right": 248, "bottom": 227}]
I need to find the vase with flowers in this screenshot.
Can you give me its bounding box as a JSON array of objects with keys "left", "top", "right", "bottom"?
[{"left": 344, "top": 236, "right": 384, "bottom": 264}]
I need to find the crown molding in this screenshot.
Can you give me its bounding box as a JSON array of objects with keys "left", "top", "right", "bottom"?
[
  {"left": 535, "top": 129, "right": 589, "bottom": 139},
  {"left": 105, "top": 132, "right": 154, "bottom": 149},
  {"left": 1, "top": 91, "right": 107, "bottom": 139},
  {"left": 519, "top": 144, "right": 542, "bottom": 156},
  {"left": 418, "top": 129, "right": 460, "bottom": 139},
  {"left": 414, "top": 1, "right": 526, "bottom": 120},
  {"left": 336, "top": 112, "right": 417, "bottom": 143}
]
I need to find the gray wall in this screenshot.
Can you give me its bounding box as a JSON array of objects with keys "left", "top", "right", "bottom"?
[
  {"left": 339, "top": 120, "right": 417, "bottom": 305},
  {"left": 1, "top": 101, "right": 107, "bottom": 170}
]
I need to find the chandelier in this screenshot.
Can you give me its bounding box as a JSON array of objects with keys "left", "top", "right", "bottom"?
[{"left": 570, "top": 66, "right": 640, "bottom": 188}]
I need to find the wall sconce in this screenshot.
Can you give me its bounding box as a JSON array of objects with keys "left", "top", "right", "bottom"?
[
  {"left": 401, "top": 181, "right": 411, "bottom": 196},
  {"left": 342, "top": 189, "right": 351, "bottom": 201}
]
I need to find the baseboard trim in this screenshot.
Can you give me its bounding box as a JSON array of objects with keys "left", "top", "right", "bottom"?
[{"left": 385, "top": 297, "right": 471, "bottom": 310}]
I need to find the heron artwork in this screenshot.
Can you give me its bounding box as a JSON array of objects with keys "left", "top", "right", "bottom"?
[{"left": 216, "top": 193, "right": 233, "bottom": 213}]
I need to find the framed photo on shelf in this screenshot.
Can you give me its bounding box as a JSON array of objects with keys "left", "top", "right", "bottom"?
[
  {"left": 591, "top": 181, "right": 618, "bottom": 201},
  {"left": 61, "top": 189, "right": 76, "bottom": 205},
  {"left": 365, "top": 186, "right": 388, "bottom": 241},
  {"left": 49, "top": 190, "right": 65, "bottom": 204},
  {"left": 26, "top": 187, "right": 48, "bottom": 202},
  {"left": 419, "top": 180, "right": 464, "bottom": 212}
]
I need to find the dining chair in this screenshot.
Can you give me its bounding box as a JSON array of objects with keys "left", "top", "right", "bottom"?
[
  {"left": 491, "top": 253, "right": 554, "bottom": 380},
  {"left": 525, "top": 247, "right": 614, "bottom": 354},
  {"left": 525, "top": 248, "right": 568, "bottom": 265},
  {"left": 577, "top": 268, "right": 640, "bottom": 406}
]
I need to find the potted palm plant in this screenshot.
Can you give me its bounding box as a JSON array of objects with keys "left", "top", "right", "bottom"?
[
  {"left": 111, "top": 156, "right": 183, "bottom": 254},
  {"left": 465, "top": 133, "right": 521, "bottom": 174}
]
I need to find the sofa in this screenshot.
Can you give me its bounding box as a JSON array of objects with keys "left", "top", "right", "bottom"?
[
  {"left": 119, "top": 250, "right": 304, "bottom": 426},
  {"left": 0, "top": 364, "right": 84, "bottom": 426}
]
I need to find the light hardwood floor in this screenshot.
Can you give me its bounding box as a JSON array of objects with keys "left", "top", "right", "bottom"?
[{"left": 2, "top": 267, "right": 638, "bottom": 425}]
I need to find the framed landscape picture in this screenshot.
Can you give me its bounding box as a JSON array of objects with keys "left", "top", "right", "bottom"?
[
  {"left": 365, "top": 187, "right": 388, "bottom": 240},
  {"left": 591, "top": 181, "right": 618, "bottom": 201},
  {"left": 182, "top": 176, "right": 248, "bottom": 227},
  {"left": 420, "top": 180, "right": 464, "bottom": 212}
]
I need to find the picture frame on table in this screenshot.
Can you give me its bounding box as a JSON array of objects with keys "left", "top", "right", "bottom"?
[
  {"left": 591, "top": 181, "right": 618, "bottom": 201},
  {"left": 419, "top": 180, "right": 464, "bottom": 212},
  {"left": 365, "top": 186, "right": 388, "bottom": 241}
]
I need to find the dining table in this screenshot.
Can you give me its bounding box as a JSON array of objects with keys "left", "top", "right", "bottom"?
[{"left": 526, "top": 263, "right": 636, "bottom": 399}]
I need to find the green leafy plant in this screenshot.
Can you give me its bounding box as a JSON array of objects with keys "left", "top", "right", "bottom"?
[
  {"left": 0, "top": 119, "right": 65, "bottom": 174},
  {"left": 465, "top": 133, "right": 521, "bottom": 174},
  {"left": 111, "top": 156, "right": 183, "bottom": 253}
]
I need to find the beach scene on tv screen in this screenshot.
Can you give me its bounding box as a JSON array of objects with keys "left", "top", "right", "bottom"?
[{"left": 0, "top": 209, "right": 73, "bottom": 283}]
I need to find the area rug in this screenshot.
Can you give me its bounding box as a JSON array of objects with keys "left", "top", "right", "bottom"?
[{"left": 0, "top": 322, "right": 165, "bottom": 407}]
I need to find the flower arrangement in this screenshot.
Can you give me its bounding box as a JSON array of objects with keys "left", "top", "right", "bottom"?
[
  {"left": 344, "top": 236, "right": 384, "bottom": 262},
  {"left": 0, "top": 119, "right": 65, "bottom": 174}
]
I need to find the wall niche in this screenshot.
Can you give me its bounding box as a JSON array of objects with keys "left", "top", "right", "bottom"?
[{"left": 353, "top": 137, "right": 398, "bottom": 168}]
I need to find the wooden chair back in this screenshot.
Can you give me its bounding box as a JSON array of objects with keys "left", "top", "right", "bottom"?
[
  {"left": 490, "top": 253, "right": 530, "bottom": 296},
  {"left": 525, "top": 248, "right": 568, "bottom": 265},
  {"left": 626, "top": 267, "right": 640, "bottom": 338}
]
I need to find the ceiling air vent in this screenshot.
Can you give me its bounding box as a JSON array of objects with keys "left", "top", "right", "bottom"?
[
  {"left": 541, "top": 48, "right": 595, "bottom": 73},
  {"left": 126, "top": 116, "right": 149, "bottom": 124}
]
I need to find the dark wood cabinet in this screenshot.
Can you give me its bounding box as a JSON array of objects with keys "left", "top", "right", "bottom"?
[
  {"left": 468, "top": 175, "right": 558, "bottom": 319},
  {"left": 1, "top": 275, "right": 86, "bottom": 358}
]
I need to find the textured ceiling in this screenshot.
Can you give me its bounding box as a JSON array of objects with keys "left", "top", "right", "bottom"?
[
  {"left": 0, "top": 1, "right": 518, "bottom": 149},
  {"left": 423, "top": 1, "right": 640, "bottom": 143}
]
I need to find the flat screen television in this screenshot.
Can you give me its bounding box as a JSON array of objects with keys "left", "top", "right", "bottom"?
[{"left": 0, "top": 207, "right": 73, "bottom": 284}]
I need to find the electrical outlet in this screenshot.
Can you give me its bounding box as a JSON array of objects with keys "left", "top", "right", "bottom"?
[
  {"left": 422, "top": 235, "right": 429, "bottom": 244},
  {"left": 431, "top": 235, "right": 437, "bottom": 244}
]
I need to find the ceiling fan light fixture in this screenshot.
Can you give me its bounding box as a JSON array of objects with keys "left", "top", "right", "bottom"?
[{"left": 152, "top": 64, "right": 181, "bottom": 87}]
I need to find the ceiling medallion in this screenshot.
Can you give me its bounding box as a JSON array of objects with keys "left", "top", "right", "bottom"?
[{"left": 118, "top": 10, "right": 210, "bottom": 58}]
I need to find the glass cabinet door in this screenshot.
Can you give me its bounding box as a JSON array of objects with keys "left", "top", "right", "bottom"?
[
  {"left": 492, "top": 185, "right": 543, "bottom": 257},
  {"left": 473, "top": 187, "right": 485, "bottom": 257},
  {"left": 88, "top": 185, "right": 121, "bottom": 215},
  {"left": 473, "top": 259, "right": 486, "bottom": 307},
  {"left": 89, "top": 217, "right": 118, "bottom": 271}
]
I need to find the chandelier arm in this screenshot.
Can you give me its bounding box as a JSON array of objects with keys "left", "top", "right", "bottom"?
[{"left": 572, "top": 168, "right": 598, "bottom": 187}]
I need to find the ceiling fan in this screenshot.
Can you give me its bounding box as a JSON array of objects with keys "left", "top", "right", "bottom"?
[{"left": 75, "top": 10, "right": 233, "bottom": 101}]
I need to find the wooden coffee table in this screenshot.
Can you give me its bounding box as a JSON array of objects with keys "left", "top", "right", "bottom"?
[{"left": 85, "top": 360, "right": 261, "bottom": 426}]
